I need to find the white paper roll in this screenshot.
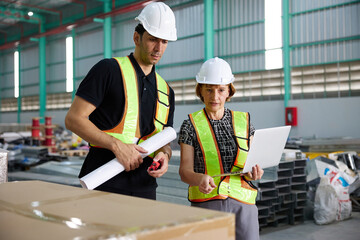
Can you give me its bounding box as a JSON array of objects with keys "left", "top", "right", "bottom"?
[{"left": 80, "top": 127, "right": 177, "bottom": 189}]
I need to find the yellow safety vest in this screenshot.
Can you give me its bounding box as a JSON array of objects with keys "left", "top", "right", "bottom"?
[
  {"left": 188, "top": 109, "right": 258, "bottom": 204},
  {"left": 91, "top": 56, "right": 170, "bottom": 158}
]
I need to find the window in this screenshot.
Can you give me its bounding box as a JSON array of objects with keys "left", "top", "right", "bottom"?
[{"left": 265, "top": 0, "right": 283, "bottom": 70}]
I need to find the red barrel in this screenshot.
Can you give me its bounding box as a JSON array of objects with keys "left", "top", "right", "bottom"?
[
  {"left": 45, "top": 127, "right": 53, "bottom": 136},
  {"left": 31, "top": 127, "right": 40, "bottom": 138},
  {"left": 32, "top": 118, "right": 40, "bottom": 127},
  {"left": 45, "top": 136, "right": 54, "bottom": 146},
  {"left": 45, "top": 116, "right": 52, "bottom": 126},
  {"left": 32, "top": 127, "right": 41, "bottom": 146}
]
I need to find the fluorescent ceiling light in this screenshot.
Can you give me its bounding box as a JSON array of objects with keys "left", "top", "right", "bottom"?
[
  {"left": 14, "top": 51, "right": 19, "bottom": 98},
  {"left": 66, "top": 36, "right": 73, "bottom": 92}
]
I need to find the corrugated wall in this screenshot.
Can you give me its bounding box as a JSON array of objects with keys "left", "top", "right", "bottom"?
[
  {"left": 291, "top": 0, "right": 360, "bottom": 66},
  {"left": 21, "top": 45, "right": 39, "bottom": 97},
  {"left": 0, "top": 51, "right": 14, "bottom": 99},
  {"left": 46, "top": 36, "right": 67, "bottom": 94},
  {"left": 215, "top": 0, "right": 265, "bottom": 73},
  {"left": 157, "top": 0, "right": 205, "bottom": 81}
]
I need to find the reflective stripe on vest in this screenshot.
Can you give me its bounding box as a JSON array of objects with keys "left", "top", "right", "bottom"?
[
  {"left": 138, "top": 72, "right": 170, "bottom": 144},
  {"left": 137, "top": 73, "right": 170, "bottom": 158},
  {"left": 91, "top": 57, "right": 170, "bottom": 157},
  {"left": 232, "top": 111, "right": 250, "bottom": 169},
  {"left": 105, "top": 56, "right": 140, "bottom": 144},
  {"left": 188, "top": 109, "right": 257, "bottom": 204},
  {"left": 154, "top": 73, "right": 170, "bottom": 133}
]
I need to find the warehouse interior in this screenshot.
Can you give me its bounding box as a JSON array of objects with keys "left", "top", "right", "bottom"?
[{"left": 0, "top": 0, "right": 359, "bottom": 239}]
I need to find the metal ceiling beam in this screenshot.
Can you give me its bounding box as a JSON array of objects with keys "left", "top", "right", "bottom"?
[
  {"left": 97, "top": 0, "right": 151, "bottom": 18},
  {"left": 1, "top": 0, "right": 62, "bottom": 19},
  {"left": 0, "top": 0, "right": 153, "bottom": 50},
  {"left": 0, "top": 21, "right": 24, "bottom": 37},
  {"left": 0, "top": 7, "right": 40, "bottom": 24},
  {"left": 65, "top": 0, "right": 87, "bottom": 17},
  {"left": 0, "top": 30, "right": 6, "bottom": 42}
]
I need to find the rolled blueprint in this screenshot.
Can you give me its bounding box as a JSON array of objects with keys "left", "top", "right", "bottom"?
[{"left": 80, "top": 127, "right": 177, "bottom": 190}]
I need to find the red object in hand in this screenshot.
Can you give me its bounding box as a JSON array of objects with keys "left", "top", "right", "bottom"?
[{"left": 149, "top": 161, "right": 161, "bottom": 171}]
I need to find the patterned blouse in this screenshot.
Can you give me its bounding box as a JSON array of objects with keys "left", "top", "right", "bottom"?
[{"left": 178, "top": 108, "right": 255, "bottom": 174}]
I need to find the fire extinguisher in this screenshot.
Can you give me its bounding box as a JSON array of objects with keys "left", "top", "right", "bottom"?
[{"left": 285, "top": 107, "right": 297, "bottom": 126}]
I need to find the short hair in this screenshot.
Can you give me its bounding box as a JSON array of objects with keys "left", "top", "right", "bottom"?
[
  {"left": 135, "top": 23, "right": 146, "bottom": 37},
  {"left": 195, "top": 83, "right": 236, "bottom": 102}
]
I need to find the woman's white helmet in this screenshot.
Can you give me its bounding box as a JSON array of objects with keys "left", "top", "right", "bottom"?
[
  {"left": 135, "top": 2, "right": 177, "bottom": 41},
  {"left": 196, "top": 57, "right": 235, "bottom": 85}
]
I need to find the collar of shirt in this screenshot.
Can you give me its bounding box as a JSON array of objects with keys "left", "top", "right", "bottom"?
[
  {"left": 128, "top": 53, "right": 157, "bottom": 99},
  {"left": 128, "top": 53, "right": 156, "bottom": 79}
]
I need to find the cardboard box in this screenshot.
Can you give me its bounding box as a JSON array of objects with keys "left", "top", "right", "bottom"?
[{"left": 0, "top": 181, "right": 235, "bottom": 239}]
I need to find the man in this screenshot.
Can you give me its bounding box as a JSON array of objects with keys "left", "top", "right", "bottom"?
[{"left": 65, "top": 2, "right": 177, "bottom": 200}]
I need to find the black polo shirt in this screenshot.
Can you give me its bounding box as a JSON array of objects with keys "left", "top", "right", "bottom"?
[{"left": 76, "top": 53, "right": 175, "bottom": 192}]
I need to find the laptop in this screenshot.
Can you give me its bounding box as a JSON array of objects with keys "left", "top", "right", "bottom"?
[{"left": 213, "top": 125, "right": 291, "bottom": 177}]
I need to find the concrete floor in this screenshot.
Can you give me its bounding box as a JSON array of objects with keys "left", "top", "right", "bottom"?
[{"left": 260, "top": 211, "right": 360, "bottom": 240}]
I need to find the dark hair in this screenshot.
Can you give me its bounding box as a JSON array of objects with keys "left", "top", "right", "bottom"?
[{"left": 135, "top": 23, "right": 146, "bottom": 37}]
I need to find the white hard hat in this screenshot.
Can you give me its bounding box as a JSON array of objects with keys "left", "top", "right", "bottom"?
[
  {"left": 135, "top": 2, "right": 177, "bottom": 41},
  {"left": 196, "top": 57, "right": 235, "bottom": 85}
]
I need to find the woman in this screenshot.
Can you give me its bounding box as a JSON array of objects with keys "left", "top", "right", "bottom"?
[{"left": 178, "top": 57, "right": 264, "bottom": 240}]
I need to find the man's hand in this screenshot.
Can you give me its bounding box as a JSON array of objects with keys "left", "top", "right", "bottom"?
[
  {"left": 245, "top": 164, "right": 264, "bottom": 181},
  {"left": 147, "top": 152, "right": 169, "bottom": 178},
  {"left": 112, "top": 140, "right": 147, "bottom": 171},
  {"left": 199, "top": 175, "right": 216, "bottom": 194},
  {"left": 65, "top": 96, "right": 148, "bottom": 172}
]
